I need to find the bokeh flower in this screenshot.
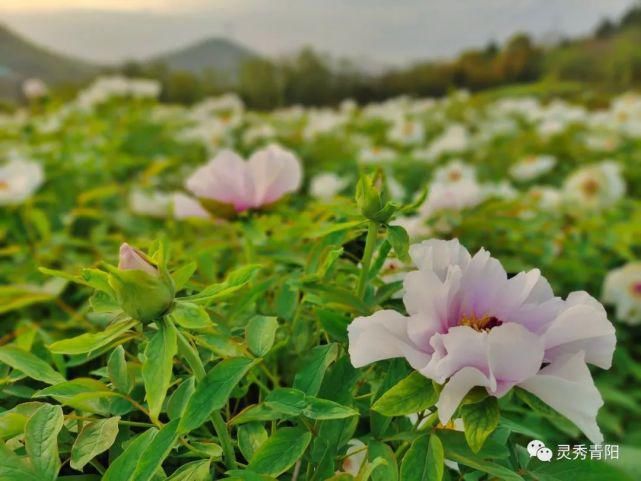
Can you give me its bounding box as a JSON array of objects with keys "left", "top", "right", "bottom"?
[
  {"left": 0, "top": 157, "right": 44, "bottom": 205},
  {"left": 186, "top": 144, "right": 302, "bottom": 214},
  {"left": 603, "top": 262, "right": 641, "bottom": 325}
]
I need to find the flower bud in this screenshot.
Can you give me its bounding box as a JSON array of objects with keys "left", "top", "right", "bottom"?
[
  {"left": 355, "top": 170, "right": 399, "bottom": 224},
  {"left": 108, "top": 243, "right": 175, "bottom": 323}
]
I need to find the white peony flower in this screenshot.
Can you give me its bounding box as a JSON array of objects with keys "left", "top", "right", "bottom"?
[
  {"left": 562, "top": 161, "right": 625, "bottom": 210},
  {"left": 0, "top": 158, "right": 45, "bottom": 205},
  {"left": 603, "top": 262, "right": 641, "bottom": 325},
  {"left": 509, "top": 155, "right": 556, "bottom": 182},
  {"left": 310, "top": 172, "right": 348, "bottom": 200}
]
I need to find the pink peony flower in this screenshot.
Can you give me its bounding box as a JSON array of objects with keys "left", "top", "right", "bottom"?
[
  {"left": 185, "top": 144, "right": 302, "bottom": 212},
  {"left": 348, "top": 239, "right": 615, "bottom": 442}
]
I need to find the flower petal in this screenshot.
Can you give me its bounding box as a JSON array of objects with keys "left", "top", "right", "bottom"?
[
  {"left": 409, "top": 239, "right": 471, "bottom": 281},
  {"left": 347, "top": 310, "right": 431, "bottom": 370},
  {"left": 543, "top": 291, "right": 616, "bottom": 369},
  {"left": 436, "top": 366, "right": 493, "bottom": 424},
  {"left": 248, "top": 144, "right": 302, "bottom": 207},
  {"left": 519, "top": 352, "right": 604, "bottom": 443}
]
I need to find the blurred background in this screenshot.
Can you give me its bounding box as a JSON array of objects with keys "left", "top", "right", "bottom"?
[{"left": 2, "top": 0, "right": 641, "bottom": 108}]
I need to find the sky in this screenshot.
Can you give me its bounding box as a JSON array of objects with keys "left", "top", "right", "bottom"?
[{"left": 0, "top": 0, "right": 637, "bottom": 66}]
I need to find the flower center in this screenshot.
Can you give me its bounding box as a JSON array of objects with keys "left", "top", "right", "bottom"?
[
  {"left": 448, "top": 170, "right": 462, "bottom": 182},
  {"left": 459, "top": 313, "right": 503, "bottom": 331},
  {"left": 581, "top": 178, "right": 600, "bottom": 196},
  {"left": 0, "top": 180, "right": 8, "bottom": 190},
  {"left": 629, "top": 282, "right": 641, "bottom": 298}
]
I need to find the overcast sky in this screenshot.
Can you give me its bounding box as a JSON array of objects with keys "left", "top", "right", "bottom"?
[{"left": 0, "top": 0, "right": 637, "bottom": 66}]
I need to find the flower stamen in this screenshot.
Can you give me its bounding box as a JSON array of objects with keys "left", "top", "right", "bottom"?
[{"left": 459, "top": 313, "right": 503, "bottom": 331}]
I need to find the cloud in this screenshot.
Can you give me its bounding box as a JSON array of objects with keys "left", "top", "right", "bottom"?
[{"left": 1, "top": 0, "right": 635, "bottom": 65}]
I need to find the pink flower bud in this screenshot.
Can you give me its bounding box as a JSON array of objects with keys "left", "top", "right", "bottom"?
[{"left": 118, "top": 243, "right": 158, "bottom": 276}]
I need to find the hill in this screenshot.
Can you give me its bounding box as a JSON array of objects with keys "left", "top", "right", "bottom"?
[
  {"left": 149, "top": 37, "right": 259, "bottom": 78},
  {"left": 0, "top": 24, "right": 100, "bottom": 97}
]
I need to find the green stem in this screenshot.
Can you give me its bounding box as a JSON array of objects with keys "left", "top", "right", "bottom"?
[
  {"left": 176, "top": 329, "right": 238, "bottom": 469},
  {"left": 356, "top": 220, "right": 379, "bottom": 299}
]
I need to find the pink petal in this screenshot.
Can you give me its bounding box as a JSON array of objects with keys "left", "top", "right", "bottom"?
[
  {"left": 186, "top": 149, "right": 254, "bottom": 211},
  {"left": 347, "top": 310, "right": 431, "bottom": 370},
  {"left": 519, "top": 352, "right": 604, "bottom": 443},
  {"left": 487, "top": 323, "right": 544, "bottom": 396},
  {"left": 409, "top": 239, "right": 471, "bottom": 281},
  {"left": 118, "top": 243, "right": 158, "bottom": 276},
  {"left": 542, "top": 291, "right": 616, "bottom": 369},
  {"left": 248, "top": 144, "right": 302, "bottom": 207},
  {"left": 436, "top": 366, "right": 493, "bottom": 424}
]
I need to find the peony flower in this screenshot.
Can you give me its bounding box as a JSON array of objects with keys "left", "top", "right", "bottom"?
[
  {"left": 348, "top": 239, "right": 615, "bottom": 443},
  {"left": 425, "top": 124, "right": 470, "bottom": 159},
  {"left": 0, "top": 158, "right": 45, "bottom": 205},
  {"left": 186, "top": 144, "right": 302, "bottom": 213},
  {"left": 340, "top": 439, "right": 367, "bottom": 476},
  {"left": 388, "top": 118, "right": 425, "bottom": 146},
  {"left": 509, "top": 155, "right": 556, "bottom": 182},
  {"left": 172, "top": 193, "right": 212, "bottom": 220},
  {"left": 22, "top": 78, "right": 48, "bottom": 100},
  {"left": 420, "top": 179, "right": 484, "bottom": 218},
  {"left": 562, "top": 161, "right": 625, "bottom": 210},
  {"left": 526, "top": 186, "right": 562, "bottom": 211},
  {"left": 358, "top": 145, "right": 397, "bottom": 164},
  {"left": 432, "top": 160, "right": 476, "bottom": 184},
  {"left": 603, "top": 262, "right": 641, "bottom": 325},
  {"left": 129, "top": 190, "right": 172, "bottom": 218},
  {"left": 310, "top": 172, "right": 348, "bottom": 200}
]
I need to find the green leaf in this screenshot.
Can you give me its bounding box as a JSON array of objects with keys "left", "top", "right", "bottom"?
[
  {"left": 293, "top": 343, "right": 338, "bottom": 396},
  {"left": 70, "top": 416, "right": 120, "bottom": 471},
  {"left": 368, "top": 441, "right": 398, "bottom": 481},
  {"left": 142, "top": 320, "right": 177, "bottom": 421},
  {"left": 183, "top": 265, "right": 261, "bottom": 305},
  {"left": 530, "top": 459, "right": 633, "bottom": 481},
  {"left": 460, "top": 396, "right": 500, "bottom": 453},
  {"left": 248, "top": 427, "right": 312, "bottom": 477},
  {"left": 131, "top": 419, "right": 181, "bottom": 481},
  {"left": 107, "top": 346, "right": 132, "bottom": 394},
  {"left": 171, "top": 262, "right": 198, "bottom": 292},
  {"left": 245, "top": 316, "right": 278, "bottom": 357},
  {"left": 179, "top": 357, "right": 253, "bottom": 433},
  {"left": 0, "top": 412, "right": 28, "bottom": 440},
  {"left": 25, "top": 404, "right": 64, "bottom": 481},
  {"left": 34, "top": 379, "right": 117, "bottom": 416},
  {"left": 102, "top": 429, "right": 158, "bottom": 481},
  {"left": 0, "top": 346, "right": 65, "bottom": 385},
  {"left": 372, "top": 372, "right": 438, "bottom": 416},
  {"left": 400, "top": 434, "right": 444, "bottom": 481},
  {"left": 238, "top": 423, "right": 268, "bottom": 463},
  {"left": 386, "top": 225, "right": 410, "bottom": 261},
  {"left": 48, "top": 319, "right": 138, "bottom": 355},
  {"left": 0, "top": 443, "right": 41, "bottom": 481},
  {"left": 302, "top": 397, "right": 358, "bottom": 420},
  {"left": 167, "top": 377, "right": 195, "bottom": 421},
  {"left": 264, "top": 388, "right": 307, "bottom": 416},
  {"left": 166, "top": 459, "right": 211, "bottom": 481},
  {"left": 168, "top": 302, "right": 212, "bottom": 330}
]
